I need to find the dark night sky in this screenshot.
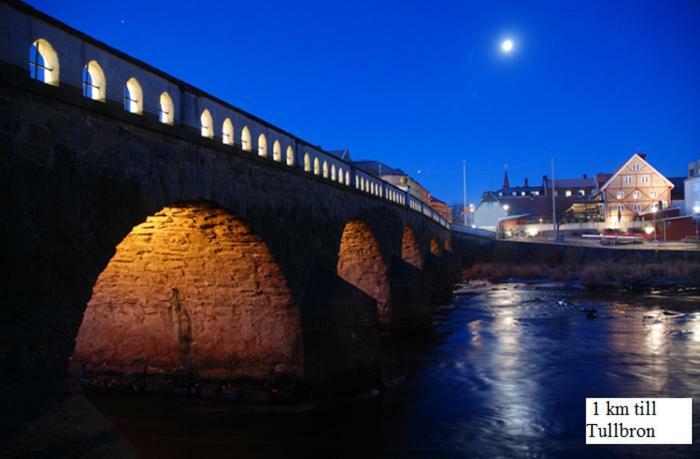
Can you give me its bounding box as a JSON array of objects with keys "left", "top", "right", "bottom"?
[{"left": 26, "top": 0, "right": 700, "bottom": 205}]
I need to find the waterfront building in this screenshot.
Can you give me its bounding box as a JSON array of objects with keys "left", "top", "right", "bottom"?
[{"left": 597, "top": 152, "right": 674, "bottom": 223}]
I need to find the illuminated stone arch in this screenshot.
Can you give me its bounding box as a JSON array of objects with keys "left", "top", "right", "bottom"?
[
  {"left": 273, "top": 140, "right": 282, "bottom": 162},
  {"left": 304, "top": 153, "right": 311, "bottom": 172},
  {"left": 124, "top": 77, "right": 143, "bottom": 115},
  {"left": 286, "top": 146, "right": 295, "bottom": 166},
  {"left": 323, "top": 160, "right": 329, "bottom": 178},
  {"left": 81, "top": 60, "right": 106, "bottom": 101},
  {"left": 337, "top": 220, "right": 391, "bottom": 324},
  {"left": 222, "top": 118, "right": 234, "bottom": 145},
  {"left": 313, "top": 157, "right": 320, "bottom": 175},
  {"left": 241, "top": 126, "right": 252, "bottom": 151},
  {"left": 331, "top": 164, "right": 337, "bottom": 181},
  {"left": 72, "top": 203, "right": 303, "bottom": 381},
  {"left": 29, "top": 38, "right": 60, "bottom": 86},
  {"left": 159, "top": 92, "right": 174, "bottom": 125},
  {"left": 258, "top": 134, "right": 268, "bottom": 157},
  {"left": 401, "top": 225, "right": 423, "bottom": 269},
  {"left": 430, "top": 236, "right": 441, "bottom": 256}
]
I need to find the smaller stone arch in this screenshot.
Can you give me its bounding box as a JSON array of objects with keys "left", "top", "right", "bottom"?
[
  {"left": 124, "top": 77, "right": 143, "bottom": 114},
  {"left": 273, "top": 140, "right": 282, "bottom": 162},
  {"left": 337, "top": 220, "right": 391, "bottom": 325},
  {"left": 345, "top": 171, "right": 351, "bottom": 186},
  {"left": 444, "top": 238, "right": 453, "bottom": 252},
  {"left": 82, "top": 60, "right": 106, "bottom": 101},
  {"left": 322, "top": 161, "right": 329, "bottom": 178},
  {"left": 286, "top": 146, "right": 295, "bottom": 166},
  {"left": 331, "top": 164, "right": 337, "bottom": 181},
  {"left": 304, "top": 153, "right": 311, "bottom": 172},
  {"left": 313, "top": 157, "right": 320, "bottom": 175},
  {"left": 222, "top": 118, "right": 234, "bottom": 145},
  {"left": 338, "top": 167, "right": 344, "bottom": 184},
  {"left": 430, "top": 236, "right": 441, "bottom": 256},
  {"left": 401, "top": 225, "right": 423, "bottom": 269},
  {"left": 200, "top": 109, "right": 213, "bottom": 138},
  {"left": 241, "top": 126, "right": 252, "bottom": 151},
  {"left": 29, "top": 38, "right": 60, "bottom": 86},
  {"left": 159, "top": 92, "right": 174, "bottom": 125},
  {"left": 258, "top": 134, "right": 268, "bottom": 157}
]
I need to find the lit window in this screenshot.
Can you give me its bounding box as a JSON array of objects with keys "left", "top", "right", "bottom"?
[
  {"left": 632, "top": 190, "right": 640, "bottom": 199},
  {"left": 81, "top": 61, "right": 105, "bottom": 101},
  {"left": 286, "top": 146, "right": 295, "bottom": 166},
  {"left": 29, "top": 39, "right": 59, "bottom": 86},
  {"left": 616, "top": 191, "right": 624, "bottom": 199},
  {"left": 304, "top": 153, "right": 311, "bottom": 171},
  {"left": 273, "top": 140, "right": 281, "bottom": 162},
  {"left": 498, "top": 192, "right": 503, "bottom": 196},
  {"left": 512, "top": 192, "right": 517, "bottom": 196},
  {"left": 661, "top": 201, "right": 667, "bottom": 209},
  {"left": 618, "top": 205, "right": 625, "bottom": 212},
  {"left": 640, "top": 175, "right": 650, "bottom": 184},
  {"left": 565, "top": 190, "right": 572, "bottom": 197},
  {"left": 222, "top": 118, "right": 233, "bottom": 145},
  {"left": 650, "top": 203, "right": 658, "bottom": 212},
  {"left": 258, "top": 134, "right": 268, "bottom": 157},
  {"left": 631, "top": 162, "right": 640, "bottom": 172},
  {"left": 633, "top": 204, "right": 642, "bottom": 213},
  {"left": 123, "top": 78, "right": 143, "bottom": 114},
  {"left": 159, "top": 92, "right": 174, "bottom": 124},
  {"left": 241, "top": 126, "right": 252, "bottom": 151},
  {"left": 623, "top": 175, "right": 633, "bottom": 185},
  {"left": 200, "top": 109, "right": 213, "bottom": 138},
  {"left": 521, "top": 191, "right": 526, "bottom": 196},
  {"left": 578, "top": 190, "right": 585, "bottom": 196},
  {"left": 650, "top": 190, "right": 657, "bottom": 198},
  {"left": 532, "top": 191, "right": 539, "bottom": 196}
]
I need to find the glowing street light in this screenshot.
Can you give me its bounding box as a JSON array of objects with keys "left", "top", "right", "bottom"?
[{"left": 503, "top": 204, "right": 510, "bottom": 212}]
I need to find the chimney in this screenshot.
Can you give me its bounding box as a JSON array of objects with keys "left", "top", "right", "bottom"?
[{"left": 524, "top": 177, "right": 529, "bottom": 187}]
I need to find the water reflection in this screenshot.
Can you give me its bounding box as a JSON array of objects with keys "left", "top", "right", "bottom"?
[{"left": 88, "top": 283, "right": 700, "bottom": 458}]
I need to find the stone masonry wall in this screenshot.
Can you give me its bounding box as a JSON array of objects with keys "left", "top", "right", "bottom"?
[{"left": 72, "top": 204, "right": 303, "bottom": 380}]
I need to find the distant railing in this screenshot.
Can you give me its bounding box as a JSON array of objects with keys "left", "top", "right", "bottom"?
[{"left": 0, "top": 0, "right": 451, "bottom": 228}]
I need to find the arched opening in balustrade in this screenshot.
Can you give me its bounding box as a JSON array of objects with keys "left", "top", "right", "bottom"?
[
  {"left": 258, "top": 134, "right": 268, "bottom": 157},
  {"left": 241, "top": 126, "right": 252, "bottom": 151},
  {"left": 222, "top": 118, "right": 234, "bottom": 145},
  {"left": 81, "top": 60, "right": 106, "bottom": 101},
  {"left": 29, "top": 38, "right": 60, "bottom": 86},
  {"left": 430, "top": 236, "right": 441, "bottom": 256},
  {"left": 304, "top": 153, "right": 311, "bottom": 172},
  {"left": 159, "top": 92, "right": 174, "bottom": 125},
  {"left": 200, "top": 109, "right": 213, "bottom": 138},
  {"left": 322, "top": 161, "right": 329, "bottom": 178},
  {"left": 273, "top": 140, "right": 282, "bottom": 162},
  {"left": 337, "top": 220, "right": 391, "bottom": 324},
  {"left": 71, "top": 203, "right": 303, "bottom": 382},
  {"left": 401, "top": 225, "right": 423, "bottom": 269},
  {"left": 124, "top": 77, "right": 143, "bottom": 114},
  {"left": 338, "top": 167, "right": 344, "bottom": 184},
  {"left": 286, "top": 146, "right": 295, "bottom": 166},
  {"left": 331, "top": 164, "right": 336, "bottom": 181},
  {"left": 313, "top": 157, "right": 320, "bottom": 175},
  {"left": 345, "top": 171, "right": 351, "bottom": 186}
]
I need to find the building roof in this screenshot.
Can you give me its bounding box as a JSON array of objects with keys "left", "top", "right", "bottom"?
[
  {"left": 352, "top": 160, "right": 405, "bottom": 177},
  {"left": 328, "top": 149, "right": 352, "bottom": 161},
  {"left": 545, "top": 177, "right": 596, "bottom": 189},
  {"left": 600, "top": 152, "right": 675, "bottom": 191}
]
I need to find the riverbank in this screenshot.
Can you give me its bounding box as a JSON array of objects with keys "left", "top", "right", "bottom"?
[{"left": 462, "top": 260, "right": 700, "bottom": 291}]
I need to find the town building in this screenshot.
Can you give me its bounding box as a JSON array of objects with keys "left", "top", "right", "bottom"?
[
  {"left": 472, "top": 192, "right": 507, "bottom": 230},
  {"left": 685, "top": 159, "right": 700, "bottom": 216},
  {"left": 597, "top": 153, "right": 674, "bottom": 223}
]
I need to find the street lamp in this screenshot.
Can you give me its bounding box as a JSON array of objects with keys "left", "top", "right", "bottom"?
[{"left": 503, "top": 204, "right": 510, "bottom": 212}]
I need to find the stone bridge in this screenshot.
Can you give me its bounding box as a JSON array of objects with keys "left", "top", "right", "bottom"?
[{"left": 0, "top": 0, "right": 460, "bottom": 399}]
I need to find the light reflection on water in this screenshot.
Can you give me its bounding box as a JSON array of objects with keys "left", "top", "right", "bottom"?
[{"left": 89, "top": 283, "right": 700, "bottom": 458}]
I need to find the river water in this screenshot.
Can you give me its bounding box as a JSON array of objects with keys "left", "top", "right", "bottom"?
[{"left": 88, "top": 282, "right": 700, "bottom": 458}]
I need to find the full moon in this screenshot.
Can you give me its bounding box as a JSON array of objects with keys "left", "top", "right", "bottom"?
[{"left": 501, "top": 39, "right": 514, "bottom": 53}]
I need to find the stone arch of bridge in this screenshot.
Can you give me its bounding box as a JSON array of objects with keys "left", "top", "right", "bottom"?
[{"left": 71, "top": 202, "right": 304, "bottom": 382}]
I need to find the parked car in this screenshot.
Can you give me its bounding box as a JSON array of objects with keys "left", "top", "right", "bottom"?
[{"left": 599, "top": 228, "right": 646, "bottom": 246}]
